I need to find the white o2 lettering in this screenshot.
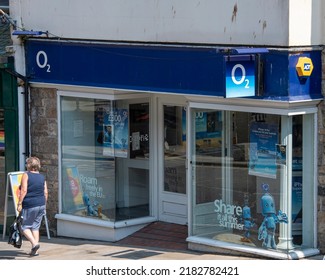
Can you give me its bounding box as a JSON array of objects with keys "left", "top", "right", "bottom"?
[
  {"left": 36, "top": 50, "right": 51, "bottom": 72},
  {"left": 231, "top": 64, "right": 249, "bottom": 88}
]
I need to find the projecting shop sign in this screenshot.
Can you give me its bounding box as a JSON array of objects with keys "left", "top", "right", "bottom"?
[{"left": 225, "top": 56, "right": 256, "bottom": 98}]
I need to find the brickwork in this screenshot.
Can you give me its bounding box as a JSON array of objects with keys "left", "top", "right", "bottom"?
[{"left": 29, "top": 87, "right": 58, "bottom": 236}]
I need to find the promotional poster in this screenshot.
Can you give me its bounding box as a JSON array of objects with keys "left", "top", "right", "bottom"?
[
  {"left": 102, "top": 109, "right": 129, "bottom": 158},
  {"left": 249, "top": 122, "right": 278, "bottom": 178}
]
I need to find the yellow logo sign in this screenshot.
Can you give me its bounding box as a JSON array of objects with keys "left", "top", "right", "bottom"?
[{"left": 296, "top": 57, "right": 313, "bottom": 77}]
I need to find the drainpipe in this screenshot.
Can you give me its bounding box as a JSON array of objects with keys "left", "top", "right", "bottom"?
[{"left": 4, "top": 67, "right": 30, "bottom": 158}]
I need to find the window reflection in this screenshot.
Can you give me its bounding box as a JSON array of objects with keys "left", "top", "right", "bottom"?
[
  {"left": 60, "top": 96, "right": 150, "bottom": 221},
  {"left": 191, "top": 111, "right": 302, "bottom": 253},
  {"left": 164, "top": 105, "right": 186, "bottom": 194}
]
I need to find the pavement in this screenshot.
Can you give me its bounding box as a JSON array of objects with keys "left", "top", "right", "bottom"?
[
  {"left": 0, "top": 235, "right": 324, "bottom": 260},
  {"left": 0, "top": 235, "right": 257, "bottom": 260}
]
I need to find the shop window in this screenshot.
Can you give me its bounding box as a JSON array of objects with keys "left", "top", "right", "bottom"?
[
  {"left": 190, "top": 109, "right": 311, "bottom": 254},
  {"left": 60, "top": 96, "right": 150, "bottom": 222}
]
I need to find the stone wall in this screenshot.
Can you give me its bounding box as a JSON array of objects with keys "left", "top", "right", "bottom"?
[{"left": 29, "top": 87, "right": 58, "bottom": 236}]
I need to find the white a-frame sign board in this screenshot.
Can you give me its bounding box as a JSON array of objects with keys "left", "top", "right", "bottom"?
[{"left": 2, "top": 171, "right": 50, "bottom": 239}]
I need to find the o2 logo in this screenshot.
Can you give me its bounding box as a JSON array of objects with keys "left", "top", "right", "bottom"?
[
  {"left": 36, "top": 50, "right": 51, "bottom": 72},
  {"left": 231, "top": 64, "right": 250, "bottom": 88},
  {"left": 226, "top": 59, "right": 255, "bottom": 98}
]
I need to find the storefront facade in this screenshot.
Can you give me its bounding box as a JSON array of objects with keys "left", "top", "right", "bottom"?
[
  {"left": 0, "top": 2, "right": 21, "bottom": 233},
  {"left": 23, "top": 39, "right": 321, "bottom": 259}
]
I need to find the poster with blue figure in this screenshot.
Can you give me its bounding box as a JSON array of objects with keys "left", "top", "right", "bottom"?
[
  {"left": 103, "top": 109, "right": 128, "bottom": 158},
  {"left": 249, "top": 122, "right": 278, "bottom": 178},
  {"left": 113, "top": 109, "right": 128, "bottom": 158}
]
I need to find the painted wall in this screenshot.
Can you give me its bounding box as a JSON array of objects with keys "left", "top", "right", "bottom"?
[{"left": 9, "top": 0, "right": 324, "bottom": 46}]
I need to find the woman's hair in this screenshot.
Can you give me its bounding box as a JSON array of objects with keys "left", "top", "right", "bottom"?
[{"left": 26, "top": 156, "right": 41, "bottom": 171}]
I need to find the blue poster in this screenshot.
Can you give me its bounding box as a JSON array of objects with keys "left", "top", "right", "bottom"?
[
  {"left": 103, "top": 109, "right": 128, "bottom": 158},
  {"left": 113, "top": 109, "right": 128, "bottom": 157},
  {"left": 249, "top": 122, "right": 278, "bottom": 178},
  {"left": 195, "top": 111, "right": 222, "bottom": 139}
]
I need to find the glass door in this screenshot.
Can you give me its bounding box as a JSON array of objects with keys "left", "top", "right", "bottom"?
[
  {"left": 159, "top": 102, "right": 187, "bottom": 224},
  {"left": 189, "top": 108, "right": 226, "bottom": 236}
]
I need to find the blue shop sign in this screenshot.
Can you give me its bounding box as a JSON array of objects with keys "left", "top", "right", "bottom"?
[
  {"left": 225, "top": 55, "right": 255, "bottom": 98},
  {"left": 25, "top": 40, "right": 225, "bottom": 96},
  {"left": 24, "top": 40, "right": 322, "bottom": 101}
]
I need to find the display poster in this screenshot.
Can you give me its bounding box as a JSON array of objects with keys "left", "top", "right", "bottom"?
[
  {"left": 2, "top": 171, "right": 51, "bottom": 239},
  {"left": 195, "top": 111, "right": 222, "bottom": 145},
  {"left": 66, "top": 166, "right": 84, "bottom": 210},
  {"left": 8, "top": 171, "right": 24, "bottom": 215},
  {"left": 102, "top": 108, "right": 128, "bottom": 158},
  {"left": 114, "top": 109, "right": 128, "bottom": 157},
  {"left": 249, "top": 122, "right": 278, "bottom": 178},
  {"left": 276, "top": 144, "right": 286, "bottom": 165},
  {"left": 103, "top": 122, "right": 114, "bottom": 156}
]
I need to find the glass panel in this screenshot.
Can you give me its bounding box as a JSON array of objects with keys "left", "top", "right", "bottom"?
[
  {"left": 191, "top": 110, "right": 292, "bottom": 252},
  {"left": 61, "top": 97, "right": 116, "bottom": 220},
  {"left": 116, "top": 167, "right": 149, "bottom": 220},
  {"left": 129, "top": 103, "right": 149, "bottom": 159},
  {"left": 60, "top": 97, "right": 150, "bottom": 222},
  {"left": 292, "top": 115, "right": 302, "bottom": 246},
  {"left": 0, "top": 0, "right": 9, "bottom": 6},
  {"left": 114, "top": 102, "right": 150, "bottom": 220},
  {"left": 164, "top": 105, "right": 186, "bottom": 194},
  {"left": 192, "top": 109, "right": 224, "bottom": 236}
]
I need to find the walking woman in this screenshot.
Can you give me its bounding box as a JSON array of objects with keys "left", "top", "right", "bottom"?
[{"left": 17, "top": 156, "right": 48, "bottom": 256}]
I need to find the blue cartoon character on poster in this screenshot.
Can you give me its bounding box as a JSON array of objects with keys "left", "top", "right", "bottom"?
[
  {"left": 240, "top": 194, "right": 255, "bottom": 243},
  {"left": 258, "top": 183, "right": 288, "bottom": 249}
]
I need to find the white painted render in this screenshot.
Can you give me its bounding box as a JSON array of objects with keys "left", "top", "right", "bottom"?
[{"left": 9, "top": 0, "right": 324, "bottom": 47}]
